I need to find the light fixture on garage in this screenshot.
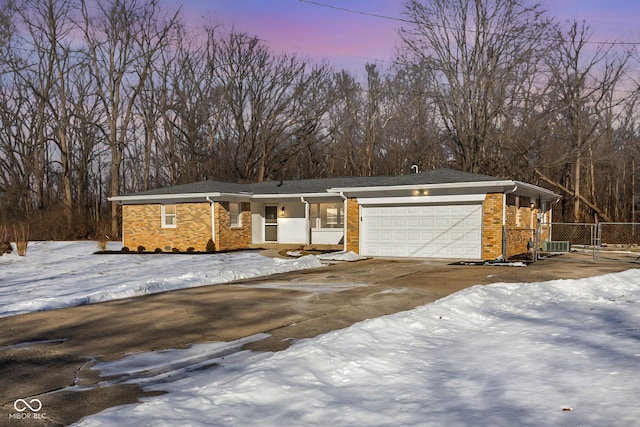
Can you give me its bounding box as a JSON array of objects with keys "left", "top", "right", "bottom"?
[{"left": 280, "top": 206, "right": 286, "bottom": 217}]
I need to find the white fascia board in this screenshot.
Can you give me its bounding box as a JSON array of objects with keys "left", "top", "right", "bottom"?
[
  {"left": 357, "top": 194, "right": 487, "bottom": 206},
  {"left": 328, "top": 180, "right": 517, "bottom": 194},
  {"left": 330, "top": 180, "right": 561, "bottom": 201},
  {"left": 250, "top": 193, "right": 341, "bottom": 199},
  {"left": 109, "top": 192, "right": 253, "bottom": 203},
  {"left": 109, "top": 192, "right": 221, "bottom": 202},
  {"left": 513, "top": 181, "right": 561, "bottom": 201}
]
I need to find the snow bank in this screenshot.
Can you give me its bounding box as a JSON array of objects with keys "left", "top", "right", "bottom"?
[
  {"left": 0, "top": 241, "right": 323, "bottom": 318},
  {"left": 78, "top": 269, "right": 640, "bottom": 427},
  {"left": 316, "top": 251, "right": 368, "bottom": 261}
]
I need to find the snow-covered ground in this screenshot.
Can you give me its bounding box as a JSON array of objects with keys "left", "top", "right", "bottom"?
[
  {"left": 3, "top": 242, "right": 640, "bottom": 426},
  {"left": 0, "top": 241, "right": 324, "bottom": 318},
  {"left": 75, "top": 269, "right": 640, "bottom": 427}
]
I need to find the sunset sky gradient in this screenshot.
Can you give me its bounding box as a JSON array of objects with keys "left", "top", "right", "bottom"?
[{"left": 174, "top": 0, "right": 640, "bottom": 73}]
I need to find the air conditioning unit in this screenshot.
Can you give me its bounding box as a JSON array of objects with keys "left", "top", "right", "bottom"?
[{"left": 543, "top": 240, "right": 571, "bottom": 252}]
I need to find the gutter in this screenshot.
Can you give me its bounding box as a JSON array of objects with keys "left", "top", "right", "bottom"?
[
  {"left": 328, "top": 180, "right": 519, "bottom": 194},
  {"left": 329, "top": 180, "right": 560, "bottom": 201},
  {"left": 109, "top": 192, "right": 223, "bottom": 203},
  {"left": 503, "top": 184, "right": 518, "bottom": 228},
  {"left": 206, "top": 196, "right": 215, "bottom": 245},
  {"left": 301, "top": 196, "right": 310, "bottom": 245},
  {"left": 338, "top": 191, "right": 347, "bottom": 252}
]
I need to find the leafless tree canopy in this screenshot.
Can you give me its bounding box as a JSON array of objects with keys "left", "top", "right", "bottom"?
[{"left": 0, "top": 0, "right": 639, "bottom": 239}]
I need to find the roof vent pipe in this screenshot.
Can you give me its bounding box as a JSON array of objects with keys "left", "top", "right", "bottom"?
[{"left": 411, "top": 164, "right": 419, "bottom": 174}]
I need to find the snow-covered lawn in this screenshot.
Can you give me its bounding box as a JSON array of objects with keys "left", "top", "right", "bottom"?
[
  {"left": 0, "top": 241, "right": 323, "bottom": 318},
  {"left": 4, "top": 242, "right": 640, "bottom": 426},
  {"left": 75, "top": 269, "right": 640, "bottom": 427}
]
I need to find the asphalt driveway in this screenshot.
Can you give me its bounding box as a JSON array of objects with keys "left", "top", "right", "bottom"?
[{"left": 0, "top": 251, "right": 637, "bottom": 425}]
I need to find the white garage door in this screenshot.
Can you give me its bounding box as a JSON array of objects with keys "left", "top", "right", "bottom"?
[{"left": 361, "top": 204, "right": 482, "bottom": 259}]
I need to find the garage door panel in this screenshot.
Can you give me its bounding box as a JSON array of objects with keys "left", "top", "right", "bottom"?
[{"left": 361, "top": 203, "right": 482, "bottom": 259}]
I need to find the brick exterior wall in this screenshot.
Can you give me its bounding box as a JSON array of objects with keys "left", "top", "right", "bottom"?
[
  {"left": 500, "top": 196, "right": 552, "bottom": 258},
  {"left": 482, "top": 193, "right": 504, "bottom": 260},
  {"left": 122, "top": 202, "right": 212, "bottom": 252},
  {"left": 122, "top": 193, "right": 550, "bottom": 259},
  {"left": 122, "top": 201, "right": 252, "bottom": 252},
  {"left": 214, "top": 201, "right": 252, "bottom": 251},
  {"left": 504, "top": 202, "right": 533, "bottom": 258},
  {"left": 346, "top": 198, "right": 360, "bottom": 253}
]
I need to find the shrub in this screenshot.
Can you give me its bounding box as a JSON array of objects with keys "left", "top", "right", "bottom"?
[
  {"left": 154, "top": 247, "right": 163, "bottom": 253},
  {"left": 137, "top": 245, "right": 146, "bottom": 253},
  {"left": 121, "top": 247, "right": 130, "bottom": 253},
  {"left": 97, "top": 240, "right": 107, "bottom": 251},
  {"left": 206, "top": 239, "right": 215, "bottom": 252},
  {"left": 13, "top": 224, "right": 29, "bottom": 256},
  {"left": 0, "top": 241, "right": 11, "bottom": 255},
  {"left": 186, "top": 247, "right": 195, "bottom": 253},
  {"left": 172, "top": 248, "right": 180, "bottom": 253},
  {"left": 16, "top": 241, "right": 28, "bottom": 256}
]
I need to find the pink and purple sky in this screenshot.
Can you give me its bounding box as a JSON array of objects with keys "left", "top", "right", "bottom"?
[{"left": 174, "top": 0, "right": 640, "bottom": 73}]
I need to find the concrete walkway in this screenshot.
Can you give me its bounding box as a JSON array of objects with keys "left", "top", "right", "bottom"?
[{"left": 0, "top": 251, "right": 637, "bottom": 425}]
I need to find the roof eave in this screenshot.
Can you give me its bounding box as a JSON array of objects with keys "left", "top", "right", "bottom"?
[
  {"left": 513, "top": 181, "right": 561, "bottom": 202},
  {"left": 108, "top": 192, "right": 253, "bottom": 203},
  {"left": 330, "top": 180, "right": 560, "bottom": 201},
  {"left": 328, "top": 180, "right": 517, "bottom": 194},
  {"left": 251, "top": 192, "right": 342, "bottom": 199}
]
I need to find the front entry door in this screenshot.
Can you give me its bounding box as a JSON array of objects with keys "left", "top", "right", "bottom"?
[{"left": 265, "top": 205, "right": 278, "bottom": 242}]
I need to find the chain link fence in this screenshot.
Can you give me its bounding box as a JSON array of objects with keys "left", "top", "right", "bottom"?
[
  {"left": 548, "top": 223, "right": 597, "bottom": 247},
  {"left": 546, "top": 222, "right": 640, "bottom": 261},
  {"left": 598, "top": 223, "right": 640, "bottom": 247},
  {"left": 498, "top": 223, "right": 640, "bottom": 262}
]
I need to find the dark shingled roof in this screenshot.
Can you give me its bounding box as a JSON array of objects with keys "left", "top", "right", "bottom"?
[
  {"left": 121, "top": 180, "right": 251, "bottom": 196},
  {"left": 247, "top": 169, "right": 501, "bottom": 194},
  {"left": 121, "top": 168, "right": 504, "bottom": 197}
]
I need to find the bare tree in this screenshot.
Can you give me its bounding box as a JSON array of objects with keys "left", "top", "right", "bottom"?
[
  {"left": 154, "top": 25, "right": 225, "bottom": 185},
  {"left": 0, "top": 82, "right": 41, "bottom": 216},
  {"left": 80, "top": 0, "right": 180, "bottom": 236},
  {"left": 381, "top": 61, "right": 445, "bottom": 174},
  {"left": 399, "top": 0, "right": 555, "bottom": 173},
  {"left": 537, "top": 21, "right": 633, "bottom": 222},
  {"left": 16, "top": 0, "right": 80, "bottom": 231},
  {"left": 215, "top": 32, "right": 334, "bottom": 182}
]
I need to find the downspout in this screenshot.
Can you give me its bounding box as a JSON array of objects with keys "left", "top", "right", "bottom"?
[
  {"left": 548, "top": 197, "right": 561, "bottom": 241},
  {"left": 206, "top": 196, "right": 215, "bottom": 245},
  {"left": 301, "top": 196, "right": 310, "bottom": 246},
  {"left": 502, "top": 185, "right": 518, "bottom": 260},
  {"left": 119, "top": 201, "right": 124, "bottom": 247},
  {"left": 339, "top": 191, "right": 347, "bottom": 252}
]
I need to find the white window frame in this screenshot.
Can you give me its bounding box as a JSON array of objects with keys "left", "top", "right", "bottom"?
[
  {"left": 310, "top": 202, "right": 344, "bottom": 229},
  {"left": 162, "top": 204, "right": 177, "bottom": 228},
  {"left": 229, "top": 202, "right": 242, "bottom": 228}
]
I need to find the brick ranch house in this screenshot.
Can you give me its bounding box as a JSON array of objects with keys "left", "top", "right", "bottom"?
[{"left": 109, "top": 168, "right": 560, "bottom": 260}]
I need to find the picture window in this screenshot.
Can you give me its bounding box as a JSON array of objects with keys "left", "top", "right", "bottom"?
[{"left": 310, "top": 202, "right": 344, "bottom": 229}]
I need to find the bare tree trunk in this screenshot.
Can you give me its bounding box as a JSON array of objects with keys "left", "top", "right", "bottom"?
[
  {"left": 81, "top": 0, "right": 180, "bottom": 237},
  {"left": 533, "top": 167, "right": 612, "bottom": 222},
  {"left": 400, "top": 0, "right": 554, "bottom": 173}
]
